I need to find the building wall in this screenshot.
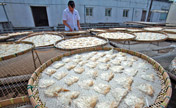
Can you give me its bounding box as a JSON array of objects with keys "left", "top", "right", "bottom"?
[
  {"left": 166, "top": 3, "right": 176, "bottom": 24},
  {"left": 0, "top": 5, "right": 7, "bottom": 22},
  {"left": 5, "top": 3, "right": 35, "bottom": 27},
  {"left": 150, "top": 1, "right": 171, "bottom": 22},
  {"left": 0, "top": 24, "right": 3, "bottom": 32},
  {"left": 83, "top": 0, "right": 150, "bottom": 23},
  {"left": 0, "top": 0, "right": 172, "bottom": 27},
  {"left": 47, "top": 5, "right": 65, "bottom": 26},
  {"left": 0, "top": 0, "right": 68, "bottom": 27}
]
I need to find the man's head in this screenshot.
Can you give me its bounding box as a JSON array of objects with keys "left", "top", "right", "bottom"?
[{"left": 68, "top": 1, "right": 75, "bottom": 12}]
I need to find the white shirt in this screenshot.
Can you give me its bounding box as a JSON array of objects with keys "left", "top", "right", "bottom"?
[{"left": 62, "top": 8, "right": 80, "bottom": 31}]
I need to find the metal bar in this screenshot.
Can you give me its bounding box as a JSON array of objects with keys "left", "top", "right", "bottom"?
[
  {"left": 109, "top": 41, "right": 119, "bottom": 48},
  {"left": 34, "top": 50, "right": 42, "bottom": 65},
  {"left": 146, "top": 0, "right": 153, "bottom": 22},
  {"left": 2, "top": 3, "right": 9, "bottom": 23},
  {"left": 2, "top": 3, "right": 13, "bottom": 32},
  {"left": 84, "top": 5, "right": 86, "bottom": 23},
  {"left": 128, "top": 41, "right": 131, "bottom": 50},
  {"left": 132, "top": 8, "right": 134, "bottom": 21},
  {"left": 32, "top": 50, "right": 37, "bottom": 69}
]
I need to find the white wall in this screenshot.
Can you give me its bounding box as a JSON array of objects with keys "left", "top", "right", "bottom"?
[
  {"left": 150, "top": 1, "right": 171, "bottom": 22},
  {"left": 0, "top": 24, "right": 3, "bottom": 32},
  {"left": 166, "top": 3, "right": 176, "bottom": 24},
  {"left": 47, "top": 5, "right": 66, "bottom": 26},
  {"left": 5, "top": 3, "right": 35, "bottom": 27},
  {"left": 0, "top": 6, "right": 7, "bottom": 22}
]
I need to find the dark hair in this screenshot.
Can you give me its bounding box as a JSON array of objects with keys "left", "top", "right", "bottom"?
[{"left": 68, "top": 1, "right": 75, "bottom": 8}]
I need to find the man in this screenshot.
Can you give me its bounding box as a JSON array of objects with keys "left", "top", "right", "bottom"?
[{"left": 62, "top": 1, "right": 81, "bottom": 31}]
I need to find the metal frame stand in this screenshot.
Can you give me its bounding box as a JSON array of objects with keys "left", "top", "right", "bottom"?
[
  {"left": 122, "top": 41, "right": 131, "bottom": 50},
  {"left": 1, "top": 3, "right": 13, "bottom": 32},
  {"left": 31, "top": 49, "right": 42, "bottom": 69}
]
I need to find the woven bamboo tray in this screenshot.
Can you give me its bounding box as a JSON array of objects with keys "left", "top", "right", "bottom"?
[
  {"left": 28, "top": 31, "right": 61, "bottom": 36},
  {"left": 0, "top": 35, "right": 11, "bottom": 41},
  {"left": 0, "top": 96, "right": 30, "bottom": 107},
  {"left": 133, "top": 31, "right": 168, "bottom": 42},
  {"left": 54, "top": 35, "right": 108, "bottom": 51},
  {"left": 89, "top": 28, "right": 110, "bottom": 33},
  {"left": 126, "top": 28, "right": 143, "bottom": 32},
  {"left": 27, "top": 46, "right": 172, "bottom": 108},
  {"left": 163, "top": 27, "right": 176, "bottom": 33},
  {"left": 18, "top": 32, "right": 64, "bottom": 47},
  {"left": 163, "top": 31, "right": 176, "bottom": 41},
  {"left": 108, "top": 28, "right": 127, "bottom": 31},
  {"left": 0, "top": 41, "right": 34, "bottom": 61},
  {"left": 143, "top": 26, "right": 164, "bottom": 31},
  {"left": 7, "top": 31, "right": 33, "bottom": 37},
  {"left": 61, "top": 30, "right": 89, "bottom": 36},
  {"left": 96, "top": 31, "right": 136, "bottom": 41}
]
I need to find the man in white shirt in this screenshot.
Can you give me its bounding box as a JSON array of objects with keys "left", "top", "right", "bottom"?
[{"left": 62, "top": 1, "right": 81, "bottom": 31}]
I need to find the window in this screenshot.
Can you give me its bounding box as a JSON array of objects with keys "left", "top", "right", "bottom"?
[
  {"left": 105, "top": 8, "right": 112, "bottom": 16},
  {"left": 123, "top": 9, "right": 129, "bottom": 17},
  {"left": 86, "top": 8, "right": 93, "bottom": 16},
  {"left": 159, "top": 13, "right": 167, "bottom": 20}
]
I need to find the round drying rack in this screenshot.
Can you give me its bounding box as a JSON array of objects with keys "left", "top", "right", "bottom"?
[
  {"left": 60, "top": 30, "right": 89, "bottom": 36},
  {"left": 0, "top": 41, "right": 35, "bottom": 61},
  {"left": 143, "top": 26, "right": 164, "bottom": 32},
  {"left": 133, "top": 31, "right": 168, "bottom": 42},
  {"left": 27, "top": 46, "right": 172, "bottom": 108},
  {"left": 18, "top": 32, "right": 64, "bottom": 48},
  {"left": 96, "top": 31, "right": 136, "bottom": 42},
  {"left": 54, "top": 35, "right": 109, "bottom": 51}
]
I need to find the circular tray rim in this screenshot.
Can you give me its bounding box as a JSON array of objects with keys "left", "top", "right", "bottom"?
[
  {"left": 61, "top": 30, "right": 89, "bottom": 36},
  {"left": 89, "top": 28, "right": 111, "bottom": 32},
  {"left": 96, "top": 31, "right": 136, "bottom": 41},
  {"left": 27, "top": 47, "right": 172, "bottom": 108},
  {"left": 133, "top": 31, "right": 168, "bottom": 42},
  {"left": 18, "top": 32, "right": 64, "bottom": 47},
  {"left": 27, "top": 31, "right": 62, "bottom": 36},
  {"left": 163, "top": 31, "right": 176, "bottom": 41},
  {"left": 0, "top": 96, "right": 29, "bottom": 107},
  {"left": 143, "top": 26, "right": 164, "bottom": 31},
  {"left": 126, "top": 28, "right": 144, "bottom": 32},
  {"left": 163, "top": 28, "right": 176, "bottom": 33},
  {"left": 108, "top": 27, "right": 127, "bottom": 31},
  {"left": 7, "top": 31, "right": 33, "bottom": 37},
  {"left": 0, "top": 35, "right": 12, "bottom": 41},
  {"left": 0, "top": 41, "right": 35, "bottom": 61}
]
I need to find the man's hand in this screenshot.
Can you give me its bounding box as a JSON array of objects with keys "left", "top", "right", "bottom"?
[
  {"left": 63, "top": 20, "right": 73, "bottom": 32},
  {"left": 78, "top": 26, "right": 81, "bottom": 30}
]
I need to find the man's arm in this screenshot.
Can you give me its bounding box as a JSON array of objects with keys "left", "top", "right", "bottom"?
[
  {"left": 77, "top": 20, "right": 81, "bottom": 30},
  {"left": 63, "top": 20, "right": 73, "bottom": 31}
]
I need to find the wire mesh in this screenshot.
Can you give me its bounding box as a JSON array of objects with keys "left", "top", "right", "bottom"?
[{"left": 0, "top": 47, "right": 66, "bottom": 107}]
